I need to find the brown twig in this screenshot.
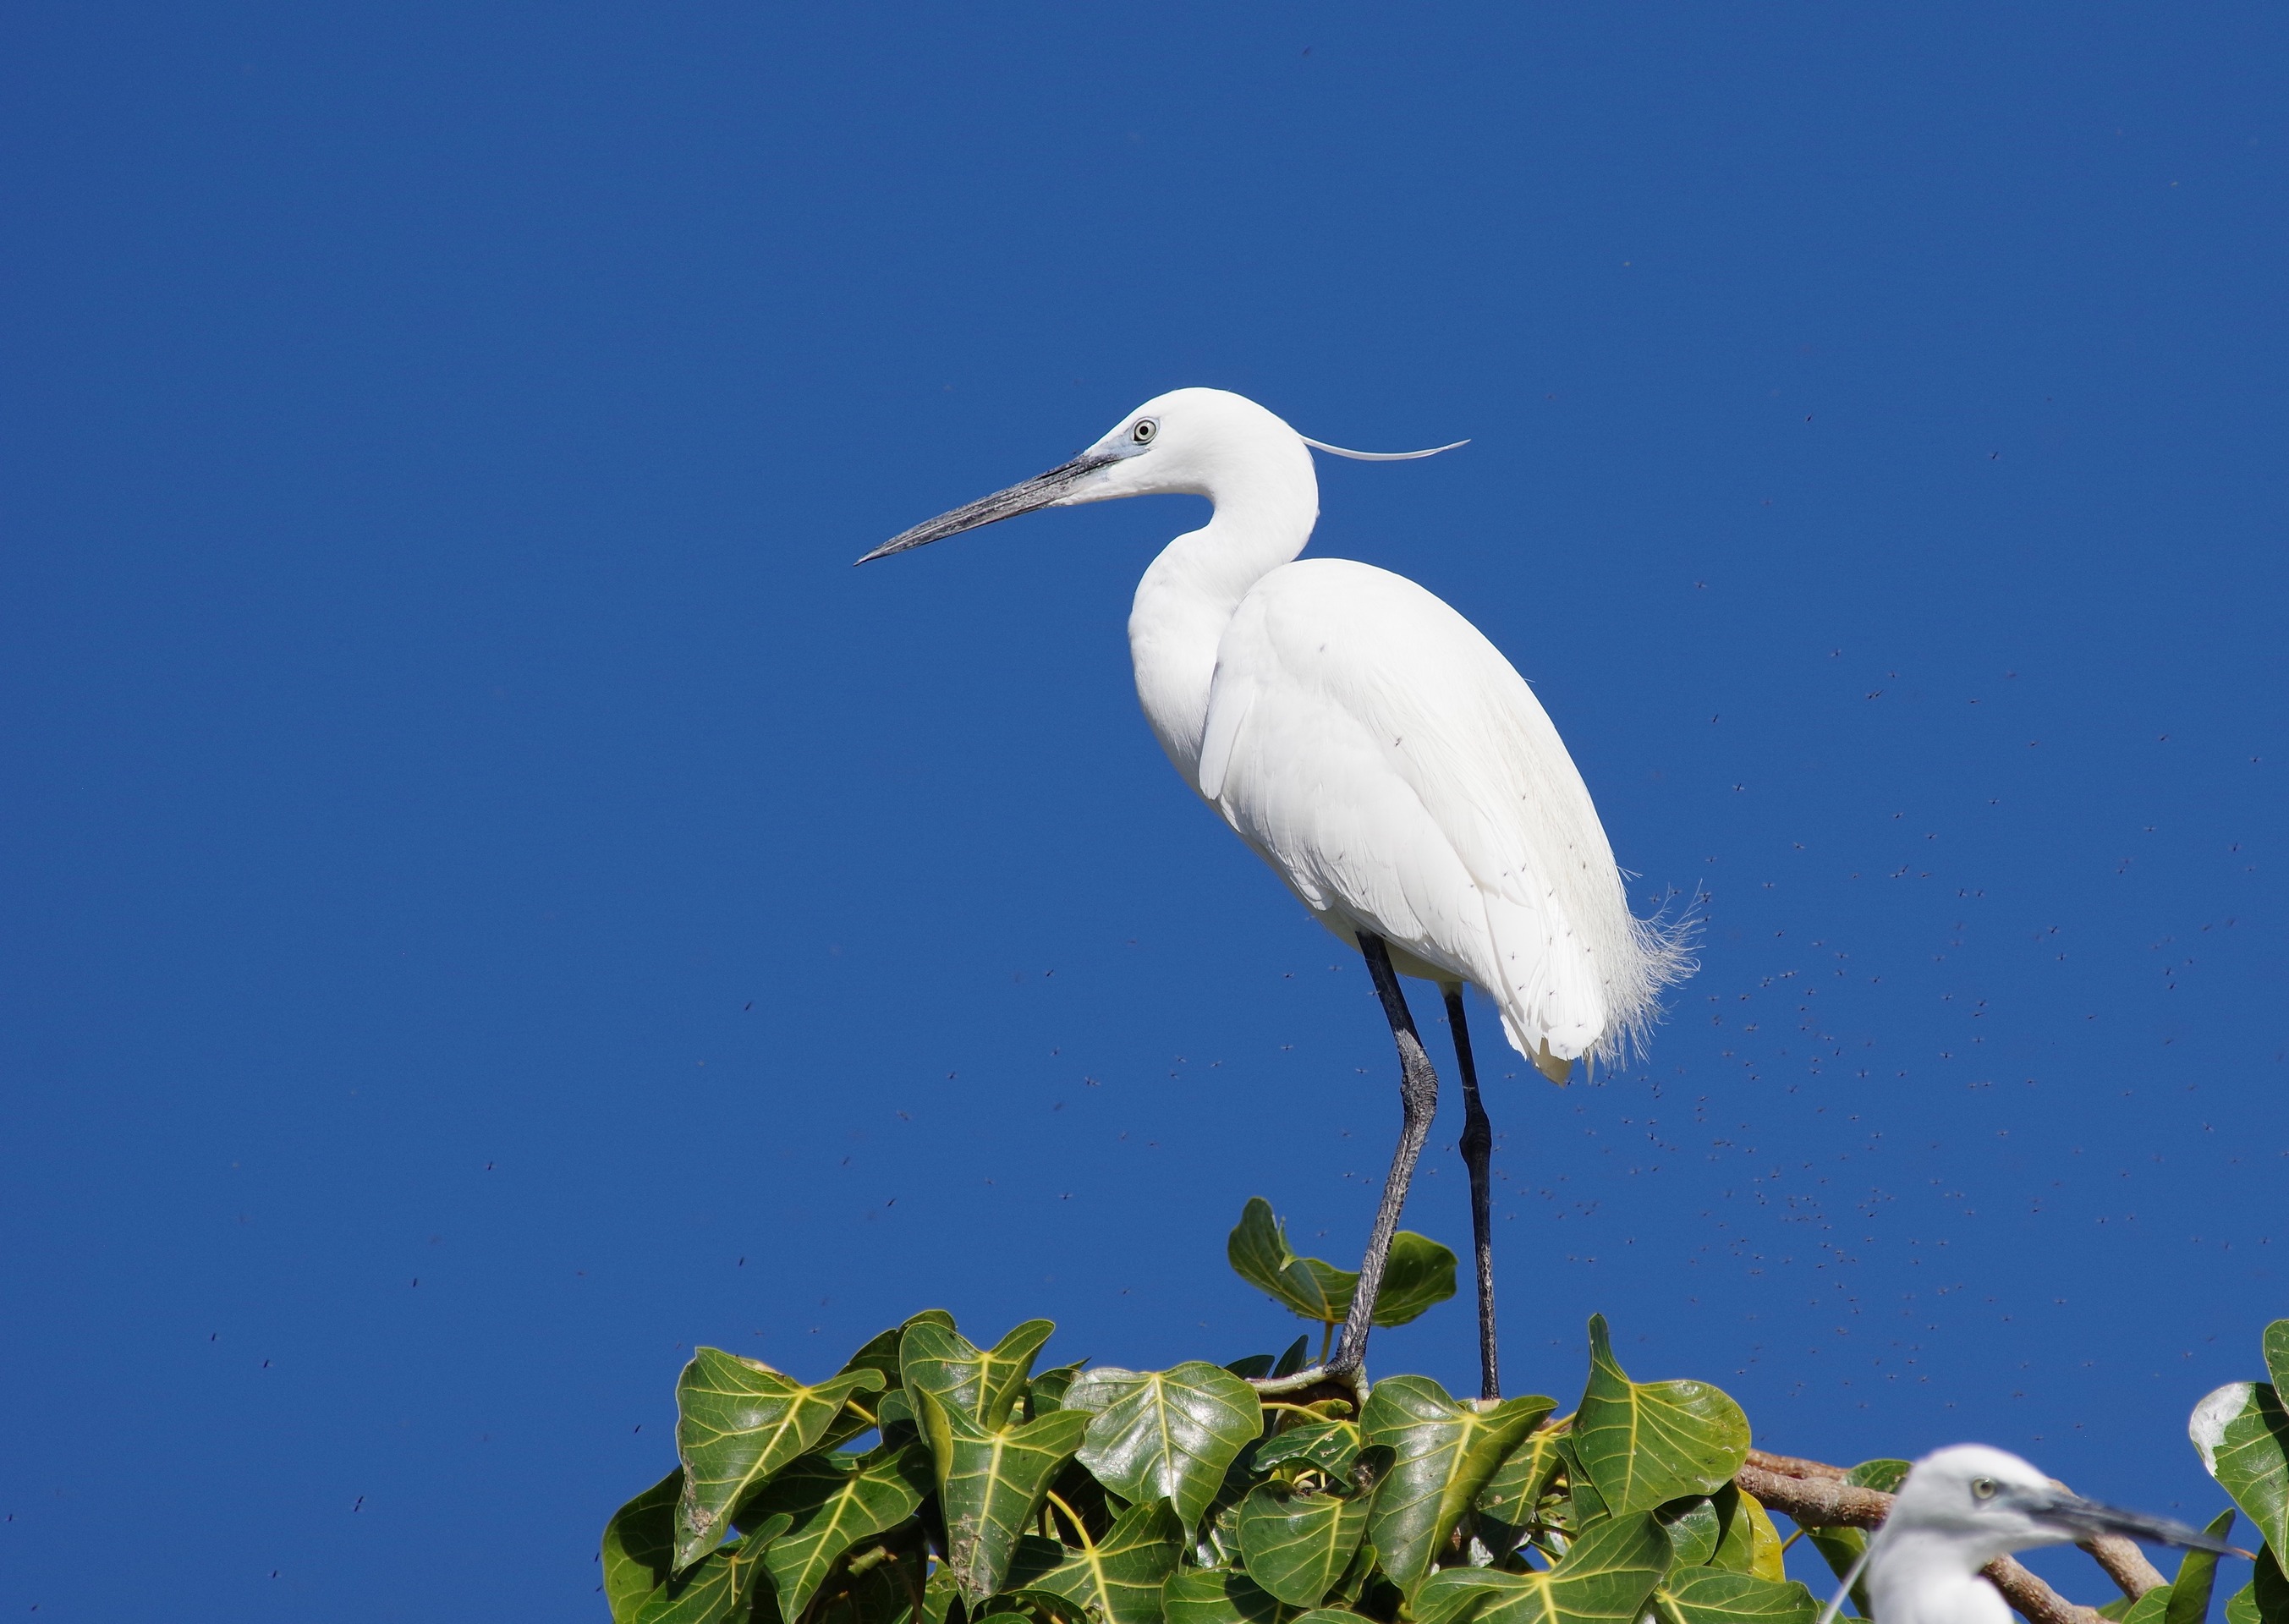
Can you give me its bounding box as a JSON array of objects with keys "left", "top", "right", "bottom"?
[{"left": 1737, "top": 1460, "right": 2151, "bottom": 1624}]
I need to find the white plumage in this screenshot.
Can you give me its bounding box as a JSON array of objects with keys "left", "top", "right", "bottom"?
[{"left": 863, "top": 385, "right": 1690, "bottom": 1383}]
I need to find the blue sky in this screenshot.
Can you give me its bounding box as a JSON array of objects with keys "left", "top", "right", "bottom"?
[{"left": 3, "top": 4, "right": 2284, "bottom": 1618}]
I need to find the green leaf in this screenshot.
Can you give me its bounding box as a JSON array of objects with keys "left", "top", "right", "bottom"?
[
  {"left": 2191, "top": 1380, "right": 2289, "bottom": 1558},
  {"left": 1843, "top": 1460, "right": 1912, "bottom": 1495},
  {"left": 1561, "top": 1433, "right": 1610, "bottom": 1528},
  {"left": 1016, "top": 1499, "right": 1185, "bottom": 1624},
  {"left": 674, "top": 1351, "right": 889, "bottom": 1570},
  {"left": 1712, "top": 1487, "right": 1786, "bottom": 1583},
  {"left": 2223, "top": 1546, "right": 2289, "bottom": 1624},
  {"left": 2164, "top": 1510, "right": 2241, "bottom": 1624},
  {"left": 1068, "top": 1363, "right": 1264, "bottom": 1535},
  {"left": 810, "top": 1545, "right": 927, "bottom": 1624},
  {"left": 1657, "top": 1499, "right": 1721, "bottom": 1569},
  {"left": 1478, "top": 1426, "right": 1567, "bottom": 1549},
  {"left": 2268, "top": 1322, "right": 2289, "bottom": 1398},
  {"left": 1164, "top": 1568, "right": 1297, "bottom": 1624},
  {"left": 1803, "top": 1530, "right": 1872, "bottom": 1620},
  {"left": 1655, "top": 1569, "right": 1820, "bottom": 1624},
  {"left": 1255, "top": 1422, "right": 1363, "bottom": 1479},
  {"left": 1290, "top": 1612, "right": 1374, "bottom": 1624},
  {"left": 2127, "top": 1587, "right": 2176, "bottom": 1624},
  {"left": 606, "top": 1469, "right": 685, "bottom": 1623},
  {"left": 1359, "top": 1375, "right": 1554, "bottom": 1594},
  {"left": 1414, "top": 1512, "right": 1672, "bottom": 1624},
  {"left": 1227, "top": 1354, "right": 1278, "bottom": 1380},
  {"left": 1225, "top": 1198, "right": 1457, "bottom": 1329},
  {"left": 1029, "top": 1366, "right": 1083, "bottom": 1415},
  {"left": 903, "top": 1319, "right": 1058, "bottom": 1431},
  {"left": 914, "top": 1385, "right": 1092, "bottom": 1603},
  {"left": 750, "top": 1440, "right": 935, "bottom": 1619},
  {"left": 637, "top": 1515, "right": 793, "bottom": 1624},
  {"left": 1237, "top": 1479, "right": 1374, "bottom": 1609},
  {"left": 1573, "top": 1317, "right": 1751, "bottom": 1516}
]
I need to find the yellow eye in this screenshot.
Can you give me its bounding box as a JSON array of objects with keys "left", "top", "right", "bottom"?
[
  {"left": 1132, "top": 420, "right": 1157, "bottom": 443},
  {"left": 1971, "top": 1478, "right": 1998, "bottom": 1501}
]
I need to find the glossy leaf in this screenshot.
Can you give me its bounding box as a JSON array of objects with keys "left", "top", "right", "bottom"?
[
  {"left": 903, "top": 1319, "right": 1057, "bottom": 1431},
  {"left": 1288, "top": 1612, "right": 1373, "bottom": 1624},
  {"left": 637, "top": 1515, "right": 793, "bottom": 1624},
  {"left": 2191, "top": 1380, "right": 2289, "bottom": 1558},
  {"left": 606, "top": 1469, "right": 685, "bottom": 1624},
  {"left": 2268, "top": 1322, "right": 2289, "bottom": 1399},
  {"left": 2163, "top": 1510, "right": 2240, "bottom": 1624},
  {"left": 1237, "top": 1480, "right": 1373, "bottom": 1608},
  {"left": 1478, "top": 1426, "right": 1567, "bottom": 1549},
  {"left": 750, "top": 1440, "right": 934, "bottom": 1618},
  {"left": 1029, "top": 1366, "right": 1083, "bottom": 1415},
  {"left": 1413, "top": 1512, "right": 1672, "bottom": 1624},
  {"left": 1256, "top": 1423, "right": 1362, "bottom": 1479},
  {"left": 674, "top": 1351, "right": 888, "bottom": 1569},
  {"left": 1164, "top": 1567, "right": 1297, "bottom": 1624},
  {"left": 1226, "top": 1198, "right": 1457, "bottom": 1329},
  {"left": 1018, "top": 1499, "right": 1185, "bottom": 1624},
  {"left": 914, "top": 1385, "right": 1092, "bottom": 1602},
  {"left": 1360, "top": 1375, "right": 1554, "bottom": 1594},
  {"left": 1655, "top": 1569, "right": 1820, "bottom": 1624},
  {"left": 1069, "top": 1362, "right": 1264, "bottom": 1534},
  {"left": 1573, "top": 1317, "right": 1751, "bottom": 1516},
  {"left": 1658, "top": 1499, "right": 1721, "bottom": 1568},
  {"left": 1804, "top": 1529, "right": 1872, "bottom": 1621},
  {"left": 1713, "top": 1487, "right": 1786, "bottom": 1583},
  {"left": 2127, "top": 1587, "right": 2176, "bottom": 1624},
  {"left": 2222, "top": 1547, "right": 2289, "bottom": 1624},
  {"left": 1844, "top": 1460, "right": 1911, "bottom": 1495}
]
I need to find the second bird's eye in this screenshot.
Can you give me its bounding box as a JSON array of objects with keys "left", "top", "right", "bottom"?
[
  {"left": 1132, "top": 420, "right": 1157, "bottom": 443},
  {"left": 1971, "top": 1478, "right": 1998, "bottom": 1501}
]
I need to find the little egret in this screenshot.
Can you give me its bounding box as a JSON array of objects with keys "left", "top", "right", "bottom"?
[
  {"left": 859, "top": 388, "right": 1690, "bottom": 1390},
  {"left": 1823, "top": 1444, "right": 2241, "bottom": 1624}
]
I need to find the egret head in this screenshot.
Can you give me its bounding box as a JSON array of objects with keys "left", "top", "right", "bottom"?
[
  {"left": 1820, "top": 1444, "right": 2242, "bottom": 1624},
  {"left": 857, "top": 387, "right": 1463, "bottom": 564},
  {"left": 1887, "top": 1444, "right": 2235, "bottom": 1558}
]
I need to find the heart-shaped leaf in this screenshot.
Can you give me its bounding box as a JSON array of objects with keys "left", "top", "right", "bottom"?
[
  {"left": 1165, "top": 1567, "right": 1297, "bottom": 1624},
  {"left": 1573, "top": 1317, "right": 1750, "bottom": 1516},
  {"left": 605, "top": 1469, "right": 684, "bottom": 1623},
  {"left": 749, "top": 1440, "right": 935, "bottom": 1619},
  {"left": 1226, "top": 1198, "right": 1457, "bottom": 1329},
  {"left": 1414, "top": 1512, "right": 1671, "bottom": 1624},
  {"left": 1655, "top": 1568, "right": 1820, "bottom": 1624},
  {"left": 2191, "top": 1380, "right": 2289, "bottom": 1558},
  {"left": 903, "top": 1319, "right": 1057, "bottom": 1431},
  {"left": 674, "top": 1351, "right": 888, "bottom": 1570},
  {"left": 819, "top": 1317, "right": 945, "bottom": 1453},
  {"left": 637, "top": 1513, "right": 793, "bottom": 1624},
  {"left": 1360, "top": 1375, "right": 1554, "bottom": 1594},
  {"left": 914, "top": 1385, "right": 1091, "bottom": 1602},
  {"left": 1237, "top": 1480, "right": 1373, "bottom": 1608},
  {"left": 1014, "top": 1499, "right": 1186, "bottom": 1624},
  {"left": 1068, "top": 1362, "right": 1264, "bottom": 1535}
]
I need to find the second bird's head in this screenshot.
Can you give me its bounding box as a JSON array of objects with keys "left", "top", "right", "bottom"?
[{"left": 856, "top": 388, "right": 1308, "bottom": 565}]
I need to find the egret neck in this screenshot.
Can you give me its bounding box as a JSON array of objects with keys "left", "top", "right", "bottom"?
[{"left": 1126, "top": 425, "right": 1318, "bottom": 788}]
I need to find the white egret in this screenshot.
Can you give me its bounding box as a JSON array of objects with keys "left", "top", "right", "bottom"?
[
  {"left": 859, "top": 387, "right": 1690, "bottom": 1390},
  {"left": 1822, "top": 1444, "right": 2240, "bottom": 1624}
]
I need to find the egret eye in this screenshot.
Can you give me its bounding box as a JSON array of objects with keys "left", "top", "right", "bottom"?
[
  {"left": 1971, "top": 1478, "right": 1998, "bottom": 1501},
  {"left": 1132, "top": 419, "right": 1157, "bottom": 444}
]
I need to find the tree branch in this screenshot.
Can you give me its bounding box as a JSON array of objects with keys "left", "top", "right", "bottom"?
[{"left": 1737, "top": 1457, "right": 2160, "bottom": 1624}]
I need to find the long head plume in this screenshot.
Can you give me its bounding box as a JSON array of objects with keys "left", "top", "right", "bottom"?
[{"left": 1298, "top": 434, "right": 1469, "bottom": 461}]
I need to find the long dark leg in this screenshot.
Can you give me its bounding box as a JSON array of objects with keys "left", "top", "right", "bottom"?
[
  {"left": 1329, "top": 931, "right": 1441, "bottom": 1376},
  {"left": 1443, "top": 985, "right": 1500, "bottom": 1400}
]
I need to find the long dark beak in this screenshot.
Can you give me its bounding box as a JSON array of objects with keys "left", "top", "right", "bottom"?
[
  {"left": 2030, "top": 1492, "right": 2250, "bottom": 1557},
  {"left": 856, "top": 452, "right": 1119, "bottom": 565}
]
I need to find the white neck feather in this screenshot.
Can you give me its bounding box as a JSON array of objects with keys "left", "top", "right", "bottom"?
[{"left": 1124, "top": 444, "right": 1317, "bottom": 788}]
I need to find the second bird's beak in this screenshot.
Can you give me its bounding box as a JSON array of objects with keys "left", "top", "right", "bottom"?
[
  {"left": 856, "top": 451, "right": 1120, "bottom": 565},
  {"left": 2028, "top": 1491, "right": 2248, "bottom": 1556}
]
